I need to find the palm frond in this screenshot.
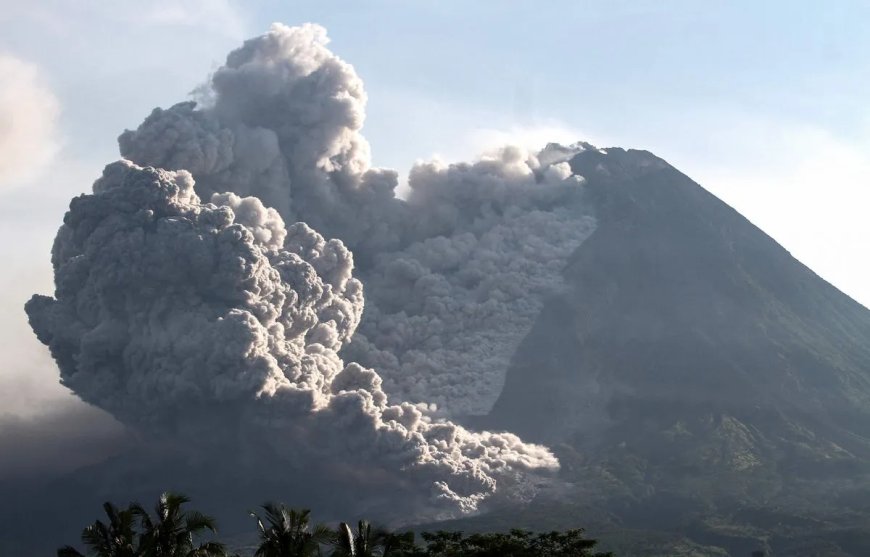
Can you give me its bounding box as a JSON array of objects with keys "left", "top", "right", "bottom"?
[{"left": 185, "top": 510, "right": 218, "bottom": 534}]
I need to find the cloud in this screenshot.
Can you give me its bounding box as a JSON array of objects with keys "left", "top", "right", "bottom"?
[
  {"left": 140, "top": 0, "right": 246, "bottom": 39},
  {"left": 1, "top": 1, "right": 247, "bottom": 40},
  {"left": 118, "top": 23, "right": 599, "bottom": 419},
  {"left": 0, "top": 53, "right": 60, "bottom": 186},
  {"left": 27, "top": 160, "right": 363, "bottom": 423},
  {"left": 346, "top": 144, "right": 595, "bottom": 416},
  {"left": 463, "top": 123, "right": 591, "bottom": 158},
  {"left": 0, "top": 404, "right": 128, "bottom": 480},
  {"left": 119, "top": 23, "right": 406, "bottom": 257},
  {"left": 27, "top": 160, "right": 558, "bottom": 515},
  {"left": 26, "top": 22, "right": 623, "bottom": 519}
]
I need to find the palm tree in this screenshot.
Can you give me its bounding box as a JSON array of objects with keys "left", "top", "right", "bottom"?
[
  {"left": 57, "top": 502, "right": 139, "bottom": 557},
  {"left": 133, "top": 492, "right": 226, "bottom": 557},
  {"left": 251, "top": 503, "right": 333, "bottom": 557},
  {"left": 331, "top": 520, "right": 400, "bottom": 557}
]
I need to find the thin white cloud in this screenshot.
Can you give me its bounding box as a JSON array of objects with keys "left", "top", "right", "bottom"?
[
  {"left": 137, "top": 0, "right": 247, "bottom": 40},
  {"left": 0, "top": 1, "right": 248, "bottom": 41},
  {"left": 0, "top": 54, "right": 60, "bottom": 187},
  {"left": 465, "top": 123, "right": 590, "bottom": 155}
]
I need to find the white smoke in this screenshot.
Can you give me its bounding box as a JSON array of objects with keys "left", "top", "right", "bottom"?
[
  {"left": 26, "top": 160, "right": 558, "bottom": 514},
  {"left": 0, "top": 53, "right": 60, "bottom": 186}
]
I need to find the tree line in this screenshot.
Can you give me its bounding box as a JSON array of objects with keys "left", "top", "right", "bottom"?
[{"left": 58, "top": 492, "right": 613, "bottom": 557}]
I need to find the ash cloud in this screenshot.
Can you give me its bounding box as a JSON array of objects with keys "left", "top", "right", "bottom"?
[
  {"left": 118, "top": 23, "right": 405, "bottom": 258},
  {"left": 0, "top": 404, "right": 128, "bottom": 481},
  {"left": 26, "top": 161, "right": 557, "bottom": 514},
  {"left": 348, "top": 146, "right": 596, "bottom": 415},
  {"left": 117, "top": 22, "right": 597, "bottom": 418},
  {"left": 27, "top": 22, "right": 598, "bottom": 516}
]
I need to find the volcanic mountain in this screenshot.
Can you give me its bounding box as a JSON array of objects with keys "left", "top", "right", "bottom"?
[
  {"left": 478, "top": 147, "right": 870, "bottom": 555},
  {"left": 9, "top": 146, "right": 870, "bottom": 557}
]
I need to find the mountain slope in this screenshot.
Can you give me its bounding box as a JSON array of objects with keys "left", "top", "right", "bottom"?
[
  {"left": 491, "top": 147, "right": 870, "bottom": 442},
  {"left": 483, "top": 147, "right": 870, "bottom": 555}
]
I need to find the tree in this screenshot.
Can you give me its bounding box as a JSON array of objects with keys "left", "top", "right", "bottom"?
[
  {"left": 418, "top": 528, "right": 612, "bottom": 557},
  {"left": 251, "top": 503, "right": 333, "bottom": 557},
  {"left": 380, "top": 532, "right": 419, "bottom": 557},
  {"left": 57, "top": 502, "right": 139, "bottom": 557},
  {"left": 58, "top": 494, "right": 614, "bottom": 557},
  {"left": 133, "top": 492, "right": 226, "bottom": 557},
  {"left": 418, "top": 531, "right": 465, "bottom": 557},
  {"left": 330, "top": 521, "right": 419, "bottom": 557},
  {"left": 331, "top": 520, "right": 390, "bottom": 557},
  {"left": 527, "top": 529, "right": 612, "bottom": 557}
]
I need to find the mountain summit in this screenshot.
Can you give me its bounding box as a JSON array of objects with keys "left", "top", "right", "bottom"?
[{"left": 484, "top": 147, "right": 870, "bottom": 555}]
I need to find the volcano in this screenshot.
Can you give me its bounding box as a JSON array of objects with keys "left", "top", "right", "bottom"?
[
  {"left": 480, "top": 147, "right": 870, "bottom": 555},
  {"left": 9, "top": 146, "right": 870, "bottom": 557}
]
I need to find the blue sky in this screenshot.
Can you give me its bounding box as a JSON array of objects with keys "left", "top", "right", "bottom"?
[{"left": 0, "top": 1, "right": 868, "bottom": 412}]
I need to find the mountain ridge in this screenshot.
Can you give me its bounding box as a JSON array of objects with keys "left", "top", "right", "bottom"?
[
  {"left": 477, "top": 146, "right": 870, "bottom": 555},
  {"left": 490, "top": 146, "right": 870, "bottom": 442}
]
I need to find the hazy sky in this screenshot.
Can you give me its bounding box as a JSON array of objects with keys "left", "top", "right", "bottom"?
[{"left": 1, "top": 0, "right": 868, "bottom": 416}]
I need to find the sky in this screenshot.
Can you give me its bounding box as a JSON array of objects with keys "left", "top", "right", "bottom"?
[{"left": 0, "top": 0, "right": 868, "bottom": 420}]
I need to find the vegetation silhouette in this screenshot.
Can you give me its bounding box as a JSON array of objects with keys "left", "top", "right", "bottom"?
[
  {"left": 131, "top": 493, "right": 227, "bottom": 557},
  {"left": 58, "top": 502, "right": 139, "bottom": 557},
  {"left": 59, "top": 493, "right": 225, "bottom": 557},
  {"left": 58, "top": 493, "right": 613, "bottom": 557},
  {"left": 250, "top": 504, "right": 332, "bottom": 557}
]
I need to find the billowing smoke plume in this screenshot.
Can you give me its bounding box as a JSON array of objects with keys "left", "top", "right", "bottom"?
[
  {"left": 28, "top": 22, "right": 598, "bottom": 515},
  {"left": 348, "top": 146, "right": 596, "bottom": 415},
  {"left": 117, "top": 23, "right": 597, "bottom": 418},
  {"left": 27, "top": 160, "right": 362, "bottom": 422},
  {"left": 26, "top": 161, "right": 557, "bottom": 513},
  {"left": 118, "top": 23, "right": 405, "bottom": 258}
]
